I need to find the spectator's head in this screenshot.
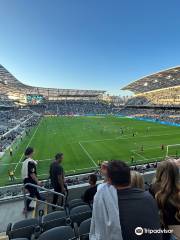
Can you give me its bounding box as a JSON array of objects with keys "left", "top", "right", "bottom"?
[
  {"left": 55, "top": 152, "right": 64, "bottom": 163},
  {"left": 131, "top": 171, "right": 144, "bottom": 189},
  {"left": 107, "top": 160, "right": 131, "bottom": 188},
  {"left": 100, "top": 161, "right": 108, "bottom": 178},
  {"left": 89, "top": 174, "right": 97, "bottom": 186},
  {"left": 25, "top": 147, "right": 34, "bottom": 158},
  {"left": 155, "top": 160, "right": 179, "bottom": 187}
]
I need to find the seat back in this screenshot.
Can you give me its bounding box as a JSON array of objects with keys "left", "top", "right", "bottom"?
[
  {"left": 8, "top": 219, "right": 38, "bottom": 240},
  {"left": 42, "top": 210, "right": 67, "bottom": 231},
  {"left": 70, "top": 206, "right": 92, "bottom": 227},
  {"left": 39, "top": 226, "right": 75, "bottom": 240},
  {"left": 69, "top": 202, "right": 88, "bottom": 211},
  {"left": 79, "top": 218, "right": 91, "bottom": 235}
]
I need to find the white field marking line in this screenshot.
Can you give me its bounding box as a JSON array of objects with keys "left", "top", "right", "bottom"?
[
  {"left": 80, "top": 132, "right": 180, "bottom": 144},
  {"left": 131, "top": 150, "right": 148, "bottom": 161},
  {"left": 78, "top": 141, "right": 98, "bottom": 167},
  {"left": 13, "top": 120, "right": 42, "bottom": 173}
]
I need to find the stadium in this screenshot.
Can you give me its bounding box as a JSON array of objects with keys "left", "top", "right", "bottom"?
[
  {"left": 1, "top": 0, "right": 180, "bottom": 237},
  {"left": 0, "top": 63, "right": 180, "bottom": 238}
]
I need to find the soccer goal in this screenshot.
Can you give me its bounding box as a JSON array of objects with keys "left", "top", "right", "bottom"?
[{"left": 166, "top": 144, "right": 180, "bottom": 158}]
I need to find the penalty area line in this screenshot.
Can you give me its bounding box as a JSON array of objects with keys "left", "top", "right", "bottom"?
[{"left": 131, "top": 150, "right": 148, "bottom": 161}]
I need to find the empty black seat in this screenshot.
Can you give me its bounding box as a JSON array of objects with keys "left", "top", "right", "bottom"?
[
  {"left": 70, "top": 205, "right": 92, "bottom": 227},
  {"left": 39, "top": 226, "right": 75, "bottom": 240},
  {"left": 68, "top": 199, "right": 87, "bottom": 211},
  {"left": 79, "top": 218, "right": 91, "bottom": 236},
  {"left": 42, "top": 210, "right": 67, "bottom": 231},
  {"left": 7, "top": 218, "right": 39, "bottom": 240}
]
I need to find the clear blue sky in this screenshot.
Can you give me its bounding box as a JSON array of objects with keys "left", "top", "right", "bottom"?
[{"left": 0, "top": 0, "right": 180, "bottom": 95}]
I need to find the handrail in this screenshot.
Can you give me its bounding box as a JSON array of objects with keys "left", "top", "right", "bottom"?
[
  {"left": 23, "top": 183, "right": 66, "bottom": 218},
  {"left": 24, "top": 183, "right": 65, "bottom": 198}
]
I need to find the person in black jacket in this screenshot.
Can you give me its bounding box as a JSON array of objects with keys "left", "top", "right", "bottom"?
[
  {"left": 49, "top": 153, "right": 65, "bottom": 209},
  {"left": 82, "top": 174, "right": 97, "bottom": 204}
]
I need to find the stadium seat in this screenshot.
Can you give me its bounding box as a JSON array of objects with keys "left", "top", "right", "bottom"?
[
  {"left": 79, "top": 218, "right": 91, "bottom": 240},
  {"left": 6, "top": 218, "right": 39, "bottom": 240},
  {"left": 11, "top": 239, "right": 29, "bottom": 240},
  {"left": 42, "top": 210, "right": 67, "bottom": 231},
  {"left": 70, "top": 205, "right": 92, "bottom": 227},
  {"left": 68, "top": 199, "right": 88, "bottom": 211},
  {"left": 39, "top": 226, "right": 75, "bottom": 240}
]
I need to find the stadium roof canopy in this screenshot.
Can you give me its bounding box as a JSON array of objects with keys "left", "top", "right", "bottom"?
[
  {"left": 0, "top": 64, "right": 105, "bottom": 98},
  {"left": 121, "top": 66, "right": 180, "bottom": 94}
]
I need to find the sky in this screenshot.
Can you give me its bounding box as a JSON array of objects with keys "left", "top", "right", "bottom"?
[{"left": 0, "top": 0, "right": 180, "bottom": 96}]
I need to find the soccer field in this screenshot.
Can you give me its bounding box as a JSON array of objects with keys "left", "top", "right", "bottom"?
[{"left": 1, "top": 115, "right": 180, "bottom": 186}]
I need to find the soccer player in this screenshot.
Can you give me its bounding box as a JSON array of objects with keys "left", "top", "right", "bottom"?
[
  {"left": 131, "top": 155, "right": 134, "bottom": 164},
  {"left": 9, "top": 147, "right": 13, "bottom": 157},
  {"left": 132, "top": 132, "right": 135, "bottom": 137},
  {"left": 161, "top": 144, "right": 164, "bottom": 151},
  {"left": 8, "top": 169, "right": 15, "bottom": 181},
  {"left": 141, "top": 145, "right": 144, "bottom": 152}
]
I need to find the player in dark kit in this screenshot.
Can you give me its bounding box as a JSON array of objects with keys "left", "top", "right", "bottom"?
[
  {"left": 161, "top": 144, "right": 164, "bottom": 151},
  {"left": 131, "top": 155, "right": 134, "bottom": 164}
]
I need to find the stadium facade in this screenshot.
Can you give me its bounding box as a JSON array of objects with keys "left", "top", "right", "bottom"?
[
  {"left": 122, "top": 66, "right": 180, "bottom": 106},
  {"left": 0, "top": 64, "right": 105, "bottom": 105}
]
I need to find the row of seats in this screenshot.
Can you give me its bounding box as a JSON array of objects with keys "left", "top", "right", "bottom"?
[{"left": 7, "top": 200, "right": 92, "bottom": 240}]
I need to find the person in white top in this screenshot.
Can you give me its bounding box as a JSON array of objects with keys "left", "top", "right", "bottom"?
[
  {"left": 97, "top": 161, "right": 109, "bottom": 191},
  {"left": 21, "top": 147, "right": 43, "bottom": 211}
]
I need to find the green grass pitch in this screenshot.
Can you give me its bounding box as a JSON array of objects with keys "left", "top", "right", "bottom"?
[{"left": 0, "top": 115, "right": 180, "bottom": 186}]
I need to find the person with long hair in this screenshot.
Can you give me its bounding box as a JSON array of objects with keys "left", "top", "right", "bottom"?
[
  {"left": 131, "top": 170, "right": 144, "bottom": 190},
  {"left": 150, "top": 160, "right": 180, "bottom": 240}
]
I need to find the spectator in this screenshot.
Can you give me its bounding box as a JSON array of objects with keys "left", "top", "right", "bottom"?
[
  {"left": 49, "top": 153, "right": 65, "bottom": 209},
  {"left": 131, "top": 170, "right": 144, "bottom": 189},
  {"left": 150, "top": 160, "right": 180, "bottom": 240},
  {"left": 90, "top": 160, "right": 162, "bottom": 240},
  {"left": 97, "top": 161, "right": 108, "bottom": 191},
  {"left": 21, "top": 147, "right": 42, "bottom": 211},
  {"left": 82, "top": 174, "right": 97, "bottom": 204}
]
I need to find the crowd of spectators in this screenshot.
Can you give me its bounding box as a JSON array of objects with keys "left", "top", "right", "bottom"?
[
  {"left": 126, "top": 86, "right": 180, "bottom": 107},
  {"left": 0, "top": 109, "right": 40, "bottom": 151},
  {"left": 27, "top": 100, "right": 120, "bottom": 115},
  {"left": 90, "top": 159, "right": 180, "bottom": 240},
  {"left": 120, "top": 107, "right": 180, "bottom": 123},
  {"left": 1, "top": 149, "right": 179, "bottom": 239}
]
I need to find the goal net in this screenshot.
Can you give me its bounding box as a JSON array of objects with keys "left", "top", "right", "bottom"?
[{"left": 166, "top": 144, "right": 180, "bottom": 158}]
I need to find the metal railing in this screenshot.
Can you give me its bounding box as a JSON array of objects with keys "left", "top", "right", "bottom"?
[{"left": 23, "top": 183, "right": 66, "bottom": 218}]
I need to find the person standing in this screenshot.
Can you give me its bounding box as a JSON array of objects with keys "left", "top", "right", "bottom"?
[
  {"left": 49, "top": 153, "right": 65, "bottom": 209},
  {"left": 90, "top": 160, "right": 162, "bottom": 240},
  {"left": 21, "top": 147, "right": 42, "bottom": 211},
  {"left": 9, "top": 147, "right": 13, "bottom": 157},
  {"left": 82, "top": 174, "right": 97, "bottom": 205},
  {"left": 8, "top": 169, "right": 15, "bottom": 181}
]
